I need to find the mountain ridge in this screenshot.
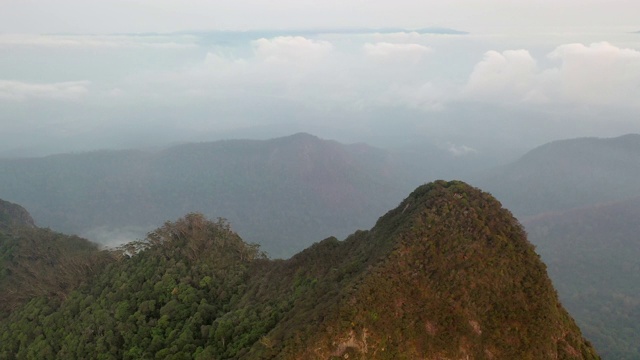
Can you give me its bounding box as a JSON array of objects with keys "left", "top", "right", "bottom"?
[
  {"left": 475, "top": 133, "right": 640, "bottom": 217},
  {"left": 0, "top": 181, "right": 599, "bottom": 359}
]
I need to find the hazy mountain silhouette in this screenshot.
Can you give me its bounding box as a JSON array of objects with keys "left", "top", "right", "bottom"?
[
  {"left": 0, "top": 133, "right": 415, "bottom": 257},
  {"left": 475, "top": 134, "right": 640, "bottom": 217}
]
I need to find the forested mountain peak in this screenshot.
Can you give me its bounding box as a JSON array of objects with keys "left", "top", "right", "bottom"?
[
  {"left": 279, "top": 180, "right": 599, "bottom": 359},
  {"left": 0, "top": 182, "right": 599, "bottom": 359}
]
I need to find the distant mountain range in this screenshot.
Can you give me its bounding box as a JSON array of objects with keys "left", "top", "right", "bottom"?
[
  {"left": 0, "top": 132, "right": 516, "bottom": 258},
  {"left": 1, "top": 131, "right": 639, "bottom": 358},
  {"left": 475, "top": 134, "right": 640, "bottom": 217},
  {"left": 0, "top": 133, "right": 416, "bottom": 257},
  {"left": 0, "top": 181, "right": 599, "bottom": 359}
]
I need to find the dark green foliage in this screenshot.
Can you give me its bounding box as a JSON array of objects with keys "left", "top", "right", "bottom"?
[
  {"left": 0, "top": 183, "right": 599, "bottom": 359},
  {"left": 0, "top": 226, "right": 113, "bottom": 315},
  {"left": 0, "top": 213, "right": 268, "bottom": 360}
]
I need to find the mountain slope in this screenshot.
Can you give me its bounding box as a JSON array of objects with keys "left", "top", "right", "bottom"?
[
  {"left": 0, "top": 133, "right": 411, "bottom": 257},
  {"left": 472, "top": 134, "right": 640, "bottom": 359},
  {"left": 0, "top": 181, "right": 599, "bottom": 359},
  {"left": 525, "top": 198, "right": 640, "bottom": 359},
  {"left": 475, "top": 134, "right": 640, "bottom": 217},
  {"left": 254, "top": 180, "right": 598, "bottom": 359},
  {"left": 0, "top": 200, "right": 114, "bottom": 315}
]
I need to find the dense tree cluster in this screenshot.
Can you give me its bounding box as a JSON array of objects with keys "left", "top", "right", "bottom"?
[{"left": 0, "top": 226, "right": 114, "bottom": 315}]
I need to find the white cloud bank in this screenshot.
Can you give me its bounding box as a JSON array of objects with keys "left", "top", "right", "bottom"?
[
  {"left": 126, "top": 35, "right": 448, "bottom": 114},
  {"left": 26, "top": 36, "right": 638, "bottom": 115},
  {"left": 0, "top": 80, "right": 90, "bottom": 101},
  {"left": 464, "top": 49, "right": 543, "bottom": 103},
  {"left": 363, "top": 42, "right": 431, "bottom": 64},
  {"left": 549, "top": 42, "right": 640, "bottom": 105},
  {"left": 135, "top": 35, "right": 640, "bottom": 113},
  {"left": 0, "top": 34, "right": 197, "bottom": 49},
  {"left": 463, "top": 42, "right": 640, "bottom": 108},
  {"left": 253, "top": 36, "right": 334, "bottom": 64},
  {"left": 2, "top": 31, "right": 640, "bottom": 156}
]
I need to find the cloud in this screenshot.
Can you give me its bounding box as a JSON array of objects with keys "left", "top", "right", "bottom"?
[
  {"left": 462, "top": 42, "right": 640, "bottom": 108},
  {"left": 370, "top": 31, "right": 435, "bottom": 43},
  {"left": 463, "top": 49, "right": 543, "bottom": 103},
  {"left": 447, "top": 143, "right": 478, "bottom": 156},
  {"left": 548, "top": 42, "right": 640, "bottom": 105},
  {"left": 363, "top": 42, "right": 431, "bottom": 63},
  {"left": 0, "top": 34, "right": 197, "bottom": 49},
  {"left": 98, "top": 37, "right": 640, "bottom": 136},
  {"left": 115, "top": 34, "right": 449, "bottom": 116},
  {"left": 0, "top": 80, "right": 90, "bottom": 101},
  {"left": 252, "top": 36, "right": 334, "bottom": 64},
  {"left": 376, "top": 82, "right": 448, "bottom": 111}
]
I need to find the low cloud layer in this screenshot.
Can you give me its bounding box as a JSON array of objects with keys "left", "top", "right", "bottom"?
[
  {"left": 0, "top": 80, "right": 90, "bottom": 101},
  {"left": 549, "top": 42, "right": 640, "bottom": 105},
  {"left": 1, "top": 31, "right": 640, "bottom": 155},
  {"left": 363, "top": 42, "right": 432, "bottom": 64},
  {"left": 0, "top": 34, "right": 197, "bottom": 49},
  {"left": 463, "top": 42, "right": 640, "bottom": 107},
  {"left": 253, "top": 36, "right": 334, "bottom": 63},
  {"left": 2, "top": 0, "right": 638, "bottom": 34},
  {"left": 464, "top": 49, "right": 541, "bottom": 103},
  {"left": 5, "top": 34, "right": 639, "bottom": 109},
  {"left": 118, "top": 34, "right": 444, "bottom": 113}
]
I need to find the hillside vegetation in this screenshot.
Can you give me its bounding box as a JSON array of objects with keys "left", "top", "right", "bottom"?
[
  {"left": 0, "top": 181, "right": 598, "bottom": 359},
  {"left": 0, "top": 201, "right": 115, "bottom": 316}
]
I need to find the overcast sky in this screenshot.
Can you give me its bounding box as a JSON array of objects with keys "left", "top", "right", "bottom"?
[
  {"left": 2, "top": 0, "right": 639, "bottom": 34},
  {"left": 1, "top": 1, "right": 640, "bottom": 157}
]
